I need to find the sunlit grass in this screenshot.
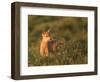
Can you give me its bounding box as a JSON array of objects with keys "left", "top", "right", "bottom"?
[{"left": 28, "top": 15, "right": 88, "bottom": 66}]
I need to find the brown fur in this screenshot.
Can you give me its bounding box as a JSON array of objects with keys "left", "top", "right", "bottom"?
[
  {"left": 40, "top": 31, "right": 64, "bottom": 57},
  {"left": 40, "top": 32, "right": 51, "bottom": 57}
]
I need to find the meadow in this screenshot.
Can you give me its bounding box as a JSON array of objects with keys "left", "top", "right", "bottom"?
[{"left": 28, "top": 15, "right": 88, "bottom": 66}]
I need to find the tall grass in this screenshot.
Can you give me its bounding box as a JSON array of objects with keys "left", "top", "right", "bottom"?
[{"left": 28, "top": 15, "right": 88, "bottom": 66}]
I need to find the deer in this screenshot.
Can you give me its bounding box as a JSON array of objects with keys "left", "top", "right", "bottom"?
[
  {"left": 40, "top": 31, "right": 51, "bottom": 57},
  {"left": 40, "top": 30, "right": 64, "bottom": 57},
  {"left": 40, "top": 29, "right": 57, "bottom": 57}
]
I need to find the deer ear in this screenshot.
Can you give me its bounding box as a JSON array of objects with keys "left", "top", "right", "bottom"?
[
  {"left": 42, "top": 32, "right": 44, "bottom": 36},
  {"left": 48, "top": 28, "right": 51, "bottom": 32}
]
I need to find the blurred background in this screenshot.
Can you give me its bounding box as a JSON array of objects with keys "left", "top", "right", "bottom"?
[{"left": 28, "top": 15, "right": 88, "bottom": 66}]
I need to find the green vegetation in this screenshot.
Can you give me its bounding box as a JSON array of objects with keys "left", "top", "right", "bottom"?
[{"left": 28, "top": 15, "right": 88, "bottom": 66}]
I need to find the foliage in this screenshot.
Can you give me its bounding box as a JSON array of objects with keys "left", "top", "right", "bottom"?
[{"left": 28, "top": 15, "right": 88, "bottom": 66}]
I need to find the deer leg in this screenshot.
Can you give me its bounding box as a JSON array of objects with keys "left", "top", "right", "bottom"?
[{"left": 45, "top": 47, "right": 49, "bottom": 57}]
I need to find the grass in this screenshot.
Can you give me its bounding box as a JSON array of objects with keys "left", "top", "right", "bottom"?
[
  {"left": 28, "top": 15, "right": 88, "bottom": 66},
  {"left": 28, "top": 36, "right": 87, "bottom": 66}
]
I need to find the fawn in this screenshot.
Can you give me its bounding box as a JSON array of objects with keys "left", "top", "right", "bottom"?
[
  {"left": 40, "top": 32, "right": 51, "bottom": 57},
  {"left": 40, "top": 31, "right": 64, "bottom": 57}
]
